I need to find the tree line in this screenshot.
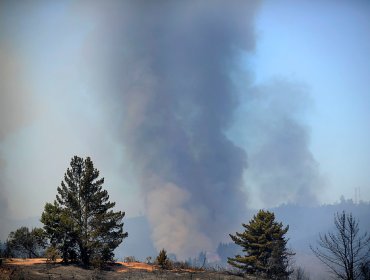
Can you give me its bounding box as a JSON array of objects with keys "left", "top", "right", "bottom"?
[{"left": 1, "top": 156, "right": 369, "bottom": 280}]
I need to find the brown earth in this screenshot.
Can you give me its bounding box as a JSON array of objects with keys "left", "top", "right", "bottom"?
[{"left": 0, "top": 258, "right": 263, "bottom": 279}]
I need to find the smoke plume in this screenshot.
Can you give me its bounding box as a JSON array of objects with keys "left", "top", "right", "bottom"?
[
  {"left": 0, "top": 1, "right": 324, "bottom": 257},
  {"left": 79, "top": 0, "right": 261, "bottom": 258},
  {"left": 0, "top": 43, "right": 35, "bottom": 236},
  {"left": 240, "top": 79, "right": 323, "bottom": 207}
]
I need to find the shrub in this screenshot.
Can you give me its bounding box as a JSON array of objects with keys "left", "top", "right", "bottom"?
[
  {"left": 91, "top": 256, "right": 105, "bottom": 269},
  {"left": 45, "top": 246, "right": 60, "bottom": 263},
  {"left": 156, "top": 249, "right": 171, "bottom": 269},
  {"left": 123, "top": 256, "right": 137, "bottom": 263}
]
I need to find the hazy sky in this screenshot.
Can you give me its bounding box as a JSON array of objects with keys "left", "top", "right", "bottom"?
[
  {"left": 0, "top": 0, "right": 369, "bottom": 228},
  {"left": 252, "top": 0, "right": 370, "bottom": 206}
]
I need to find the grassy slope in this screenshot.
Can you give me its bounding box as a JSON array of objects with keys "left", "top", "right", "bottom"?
[{"left": 0, "top": 259, "right": 264, "bottom": 280}]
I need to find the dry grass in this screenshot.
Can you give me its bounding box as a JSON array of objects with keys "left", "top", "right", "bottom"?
[
  {"left": 3, "top": 258, "right": 63, "bottom": 266},
  {"left": 114, "top": 261, "right": 155, "bottom": 272},
  {"left": 0, "top": 258, "right": 263, "bottom": 279}
]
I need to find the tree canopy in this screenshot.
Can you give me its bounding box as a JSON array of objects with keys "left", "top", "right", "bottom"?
[
  {"left": 228, "top": 210, "right": 293, "bottom": 279},
  {"left": 41, "top": 156, "right": 127, "bottom": 266},
  {"left": 7, "top": 227, "right": 46, "bottom": 258}
]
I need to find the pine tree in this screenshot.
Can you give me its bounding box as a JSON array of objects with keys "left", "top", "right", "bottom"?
[
  {"left": 228, "top": 210, "right": 293, "bottom": 279},
  {"left": 156, "top": 249, "right": 170, "bottom": 269},
  {"left": 41, "top": 156, "right": 127, "bottom": 266}
]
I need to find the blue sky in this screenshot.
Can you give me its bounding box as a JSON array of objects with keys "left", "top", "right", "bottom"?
[
  {"left": 250, "top": 0, "right": 370, "bottom": 205},
  {"left": 0, "top": 0, "right": 369, "bottom": 224}
]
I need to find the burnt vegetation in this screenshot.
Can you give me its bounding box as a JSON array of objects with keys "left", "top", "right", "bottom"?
[{"left": 310, "top": 211, "right": 370, "bottom": 280}]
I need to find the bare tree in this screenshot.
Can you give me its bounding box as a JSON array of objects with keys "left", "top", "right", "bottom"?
[
  {"left": 310, "top": 211, "right": 370, "bottom": 280},
  {"left": 290, "top": 267, "right": 310, "bottom": 280}
]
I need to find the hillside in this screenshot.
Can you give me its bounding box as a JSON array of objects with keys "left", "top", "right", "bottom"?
[{"left": 0, "top": 259, "right": 262, "bottom": 280}]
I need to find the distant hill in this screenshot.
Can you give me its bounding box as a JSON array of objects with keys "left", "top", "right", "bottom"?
[{"left": 272, "top": 199, "right": 370, "bottom": 252}]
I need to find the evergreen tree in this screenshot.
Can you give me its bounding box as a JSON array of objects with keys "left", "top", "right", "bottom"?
[
  {"left": 156, "top": 249, "right": 170, "bottom": 269},
  {"left": 228, "top": 210, "right": 293, "bottom": 279},
  {"left": 41, "top": 156, "right": 127, "bottom": 266},
  {"left": 7, "top": 227, "right": 46, "bottom": 258}
]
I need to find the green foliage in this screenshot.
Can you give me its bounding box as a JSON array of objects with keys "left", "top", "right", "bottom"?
[
  {"left": 228, "top": 210, "right": 293, "bottom": 279},
  {"left": 41, "top": 201, "right": 77, "bottom": 263},
  {"left": 45, "top": 245, "right": 60, "bottom": 263},
  {"left": 91, "top": 254, "right": 106, "bottom": 269},
  {"left": 41, "top": 156, "right": 128, "bottom": 267},
  {"left": 7, "top": 227, "right": 46, "bottom": 258},
  {"left": 156, "top": 249, "right": 171, "bottom": 269}
]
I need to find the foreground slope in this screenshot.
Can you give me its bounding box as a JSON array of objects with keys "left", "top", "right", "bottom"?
[{"left": 0, "top": 259, "right": 263, "bottom": 280}]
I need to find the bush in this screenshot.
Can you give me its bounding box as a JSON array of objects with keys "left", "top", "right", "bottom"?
[
  {"left": 91, "top": 256, "right": 105, "bottom": 269},
  {"left": 156, "top": 249, "right": 171, "bottom": 269},
  {"left": 45, "top": 246, "right": 60, "bottom": 263},
  {"left": 123, "top": 256, "right": 137, "bottom": 263}
]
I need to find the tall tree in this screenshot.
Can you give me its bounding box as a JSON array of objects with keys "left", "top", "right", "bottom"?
[
  {"left": 310, "top": 211, "right": 370, "bottom": 280},
  {"left": 41, "top": 156, "right": 127, "bottom": 266},
  {"left": 228, "top": 210, "right": 293, "bottom": 279},
  {"left": 7, "top": 227, "right": 46, "bottom": 258}
]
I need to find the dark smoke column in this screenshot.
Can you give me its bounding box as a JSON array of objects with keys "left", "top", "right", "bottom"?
[{"left": 82, "top": 0, "right": 261, "bottom": 258}]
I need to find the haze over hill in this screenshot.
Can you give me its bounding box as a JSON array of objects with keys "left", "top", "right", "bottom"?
[{"left": 4, "top": 199, "right": 369, "bottom": 279}]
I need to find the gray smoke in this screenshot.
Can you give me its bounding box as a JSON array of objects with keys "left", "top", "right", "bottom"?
[
  {"left": 240, "top": 79, "right": 323, "bottom": 207},
  {"left": 0, "top": 40, "right": 35, "bottom": 236},
  {"left": 79, "top": 0, "right": 261, "bottom": 258},
  {"left": 0, "top": 0, "right": 324, "bottom": 258}
]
